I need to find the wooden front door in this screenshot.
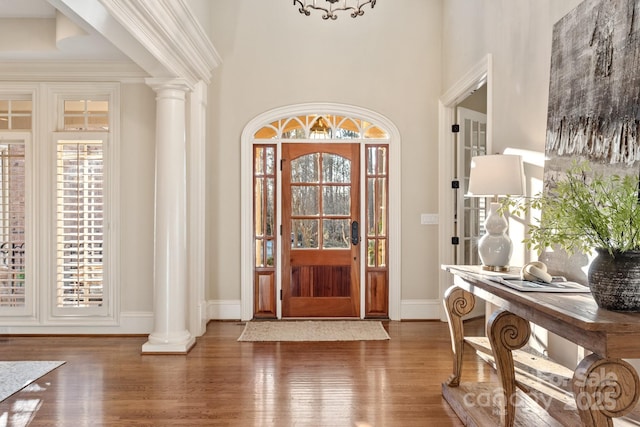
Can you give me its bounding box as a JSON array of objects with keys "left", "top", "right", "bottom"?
[{"left": 281, "top": 143, "right": 360, "bottom": 317}]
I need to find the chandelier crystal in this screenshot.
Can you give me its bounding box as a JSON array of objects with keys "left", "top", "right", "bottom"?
[{"left": 294, "top": 0, "right": 376, "bottom": 20}]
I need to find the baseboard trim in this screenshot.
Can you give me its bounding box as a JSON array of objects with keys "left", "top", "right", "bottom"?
[
  {"left": 400, "top": 299, "right": 442, "bottom": 320},
  {"left": 0, "top": 311, "right": 154, "bottom": 335},
  {"left": 207, "top": 300, "right": 241, "bottom": 320}
]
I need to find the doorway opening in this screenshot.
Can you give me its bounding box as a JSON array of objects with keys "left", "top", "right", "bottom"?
[
  {"left": 438, "top": 55, "right": 492, "bottom": 320},
  {"left": 240, "top": 103, "right": 401, "bottom": 320}
]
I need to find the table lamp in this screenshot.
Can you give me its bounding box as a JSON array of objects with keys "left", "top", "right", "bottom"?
[{"left": 466, "top": 154, "right": 525, "bottom": 271}]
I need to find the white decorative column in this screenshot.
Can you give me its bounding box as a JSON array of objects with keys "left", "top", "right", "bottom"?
[{"left": 142, "top": 78, "right": 195, "bottom": 354}]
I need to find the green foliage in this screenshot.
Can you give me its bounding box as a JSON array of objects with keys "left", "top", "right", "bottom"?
[{"left": 502, "top": 161, "right": 640, "bottom": 255}]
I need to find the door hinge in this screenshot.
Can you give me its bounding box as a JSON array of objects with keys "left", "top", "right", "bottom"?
[
  {"left": 280, "top": 225, "right": 282, "bottom": 236},
  {"left": 280, "top": 289, "right": 283, "bottom": 300},
  {"left": 452, "top": 124, "right": 460, "bottom": 133},
  {"left": 451, "top": 236, "right": 460, "bottom": 245},
  {"left": 280, "top": 159, "right": 284, "bottom": 170},
  {"left": 451, "top": 180, "right": 460, "bottom": 189}
]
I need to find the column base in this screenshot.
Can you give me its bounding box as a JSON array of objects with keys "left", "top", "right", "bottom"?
[{"left": 141, "top": 332, "right": 196, "bottom": 354}]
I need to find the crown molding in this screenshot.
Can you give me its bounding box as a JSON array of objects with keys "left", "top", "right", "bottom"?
[
  {"left": 99, "top": 0, "right": 221, "bottom": 87},
  {"left": 0, "top": 60, "right": 148, "bottom": 82}
]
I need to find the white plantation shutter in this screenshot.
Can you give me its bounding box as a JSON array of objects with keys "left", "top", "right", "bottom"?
[
  {"left": 0, "top": 142, "right": 26, "bottom": 308},
  {"left": 56, "top": 140, "right": 104, "bottom": 308}
]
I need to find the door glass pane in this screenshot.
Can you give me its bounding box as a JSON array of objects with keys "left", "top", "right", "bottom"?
[
  {"left": 322, "top": 153, "right": 350, "bottom": 183},
  {"left": 376, "top": 178, "right": 387, "bottom": 235},
  {"left": 323, "top": 186, "right": 350, "bottom": 216},
  {"left": 291, "top": 220, "right": 318, "bottom": 248},
  {"left": 291, "top": 186, "right": 319, "bottom": 216},
  {"left": 367, "top": 146, "right": 387, "bottom": 175},
  {"left": 266, "top": 240, "right": 274, "bottom": 266},
  {"left": 254, "top": 178, "right": 264, "bottom": 235},
  {"left": 323, "top": 219, "right": 350, "bottom": 249},
  {"left": 266, "top": 178, "right": 275, "bottom": 236},
  {"left": 367, "top": 239, "right": 375, "bottom": 267},
  {"left": 367, "top": 178, "right": 375, "bottom": 236},
  {"left": 255, "top": 239, "right": 263, "bottom": 267},
  {"left": 254, "top": 147, "right": 264, "bottom": 174},
  {"left": 265, "top": 148, "right": 275, "bottom": 174},
  {"left": 291, "top": 154, "right": 319, "bottom": 183},
  {"left": 378, "top": 239, "right": 387, "bottom": 267}
]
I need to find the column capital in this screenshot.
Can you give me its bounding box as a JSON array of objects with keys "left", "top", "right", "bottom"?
[{"left": 145, "top": 77, "right": 192, "bottom": 93}]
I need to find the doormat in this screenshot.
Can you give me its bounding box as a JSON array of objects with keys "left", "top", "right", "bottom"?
[
  {"left": 0, "top": 361, "right": 65, "bottom": 402},
  {"left": 237, "top": 320, "right": 390, "bottom": 342}
]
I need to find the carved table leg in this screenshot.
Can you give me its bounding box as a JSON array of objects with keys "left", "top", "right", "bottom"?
[
  {"left": 487, "top": 309, "right": 531, "bottom": 427},
  {"left": 572, "top": 353, "right": 640, "bottom": 427},
  {"left": 443, "top": 286, "right": 475, "bottom": 387}
]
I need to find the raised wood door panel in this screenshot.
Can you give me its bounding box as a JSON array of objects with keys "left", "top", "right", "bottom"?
[
  {"left": 254, "top": 271, "right": 276, "bottom": 318},
  {"left": 365, "top": 270, "right": 388, "bottom": 318},
  {"left": 282, "top": 143, "right": 360, "bottom": 317}
]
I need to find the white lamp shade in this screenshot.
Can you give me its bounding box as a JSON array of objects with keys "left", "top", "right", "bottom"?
[{"left": 467, "top": 154, "right": 525, "bottom": 197}]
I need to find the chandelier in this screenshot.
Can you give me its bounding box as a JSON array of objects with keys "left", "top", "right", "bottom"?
[{"left": 294, "top": 0, "right": 376, "bottom": 20}]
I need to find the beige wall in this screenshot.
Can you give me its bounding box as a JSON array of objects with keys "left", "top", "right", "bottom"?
[
  {"left": 443, "top": 0, "right": 582, "bottom": 156},
  {"left": 206, "top": 0, "right": 443, "bottom": 303},
  {"left": 119, "top": 83, "right": 156, "bottom": 312}
]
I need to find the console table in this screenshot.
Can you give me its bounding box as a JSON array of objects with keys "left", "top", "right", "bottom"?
[{"left": 442, "top": 265, "right": 640, "bottom": 427}]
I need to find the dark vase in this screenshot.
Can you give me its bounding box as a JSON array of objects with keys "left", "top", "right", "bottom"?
[{"left": 588, "top": 248, "right": 640, "bottom": 312}]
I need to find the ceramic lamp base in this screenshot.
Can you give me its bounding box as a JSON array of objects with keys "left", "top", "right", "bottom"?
[{"left": 478, "top": 202, "right": 513, "bottom": 270}]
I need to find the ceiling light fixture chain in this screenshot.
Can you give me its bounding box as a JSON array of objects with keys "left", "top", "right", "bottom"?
[{"left": 294, "top": 0, "right": 376, "bottom": 20}]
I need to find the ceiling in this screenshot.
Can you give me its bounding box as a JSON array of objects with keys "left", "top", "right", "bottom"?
[{"left": 0, "top": 0, "right": 129, "bottom": 61}]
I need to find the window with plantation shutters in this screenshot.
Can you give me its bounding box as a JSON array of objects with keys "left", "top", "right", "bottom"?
[
  {"left": 0, "top": 85, "right": 118, "bottom": 324},
  {"left": 56, "top": 140, "right": 104, "bottom": 308},
  {"left": 0, "top": 141, "right": 26, "bottom": 308}
]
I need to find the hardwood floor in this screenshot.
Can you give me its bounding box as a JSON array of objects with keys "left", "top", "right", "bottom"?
[{"left": 0, "top": 319, "right": 490, "bottom": 426}]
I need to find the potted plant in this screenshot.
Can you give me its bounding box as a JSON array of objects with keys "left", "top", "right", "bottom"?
[{"left": 503, "top": 160, "right": 640, "bottom": 311}]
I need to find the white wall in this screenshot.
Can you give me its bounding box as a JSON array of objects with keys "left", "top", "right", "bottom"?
[{"left": 206, "top": 0, "right": 444, "bottom": 309}]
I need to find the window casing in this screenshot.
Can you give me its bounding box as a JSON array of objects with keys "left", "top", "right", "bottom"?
[{"left": 48, "top": 88, "right": 118, "bottom": 322}]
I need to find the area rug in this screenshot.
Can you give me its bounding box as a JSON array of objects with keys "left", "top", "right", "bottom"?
[
  {"left": 238, "top": 320, "right": 390, "bottom": 342},
  {"left": 0, "top": 361, "right": 65, "bottom": 402}
]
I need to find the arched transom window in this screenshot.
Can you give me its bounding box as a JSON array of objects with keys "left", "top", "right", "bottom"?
[{"left": 254, "top": 114, "right": 389, "bottom": 140}]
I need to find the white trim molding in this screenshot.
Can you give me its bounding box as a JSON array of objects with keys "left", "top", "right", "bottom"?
[
  {"left": 47, "top": 0, "right": 221, "bottom": 86},
  {"left": 400, "top": 299, "right": 442, "bottom": 320},
  {"left": 99, "top": 0, "right": 221, "bottom": 86},
  {"left": 207, "top": 300, "right": 242, "bottom": 321}
]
